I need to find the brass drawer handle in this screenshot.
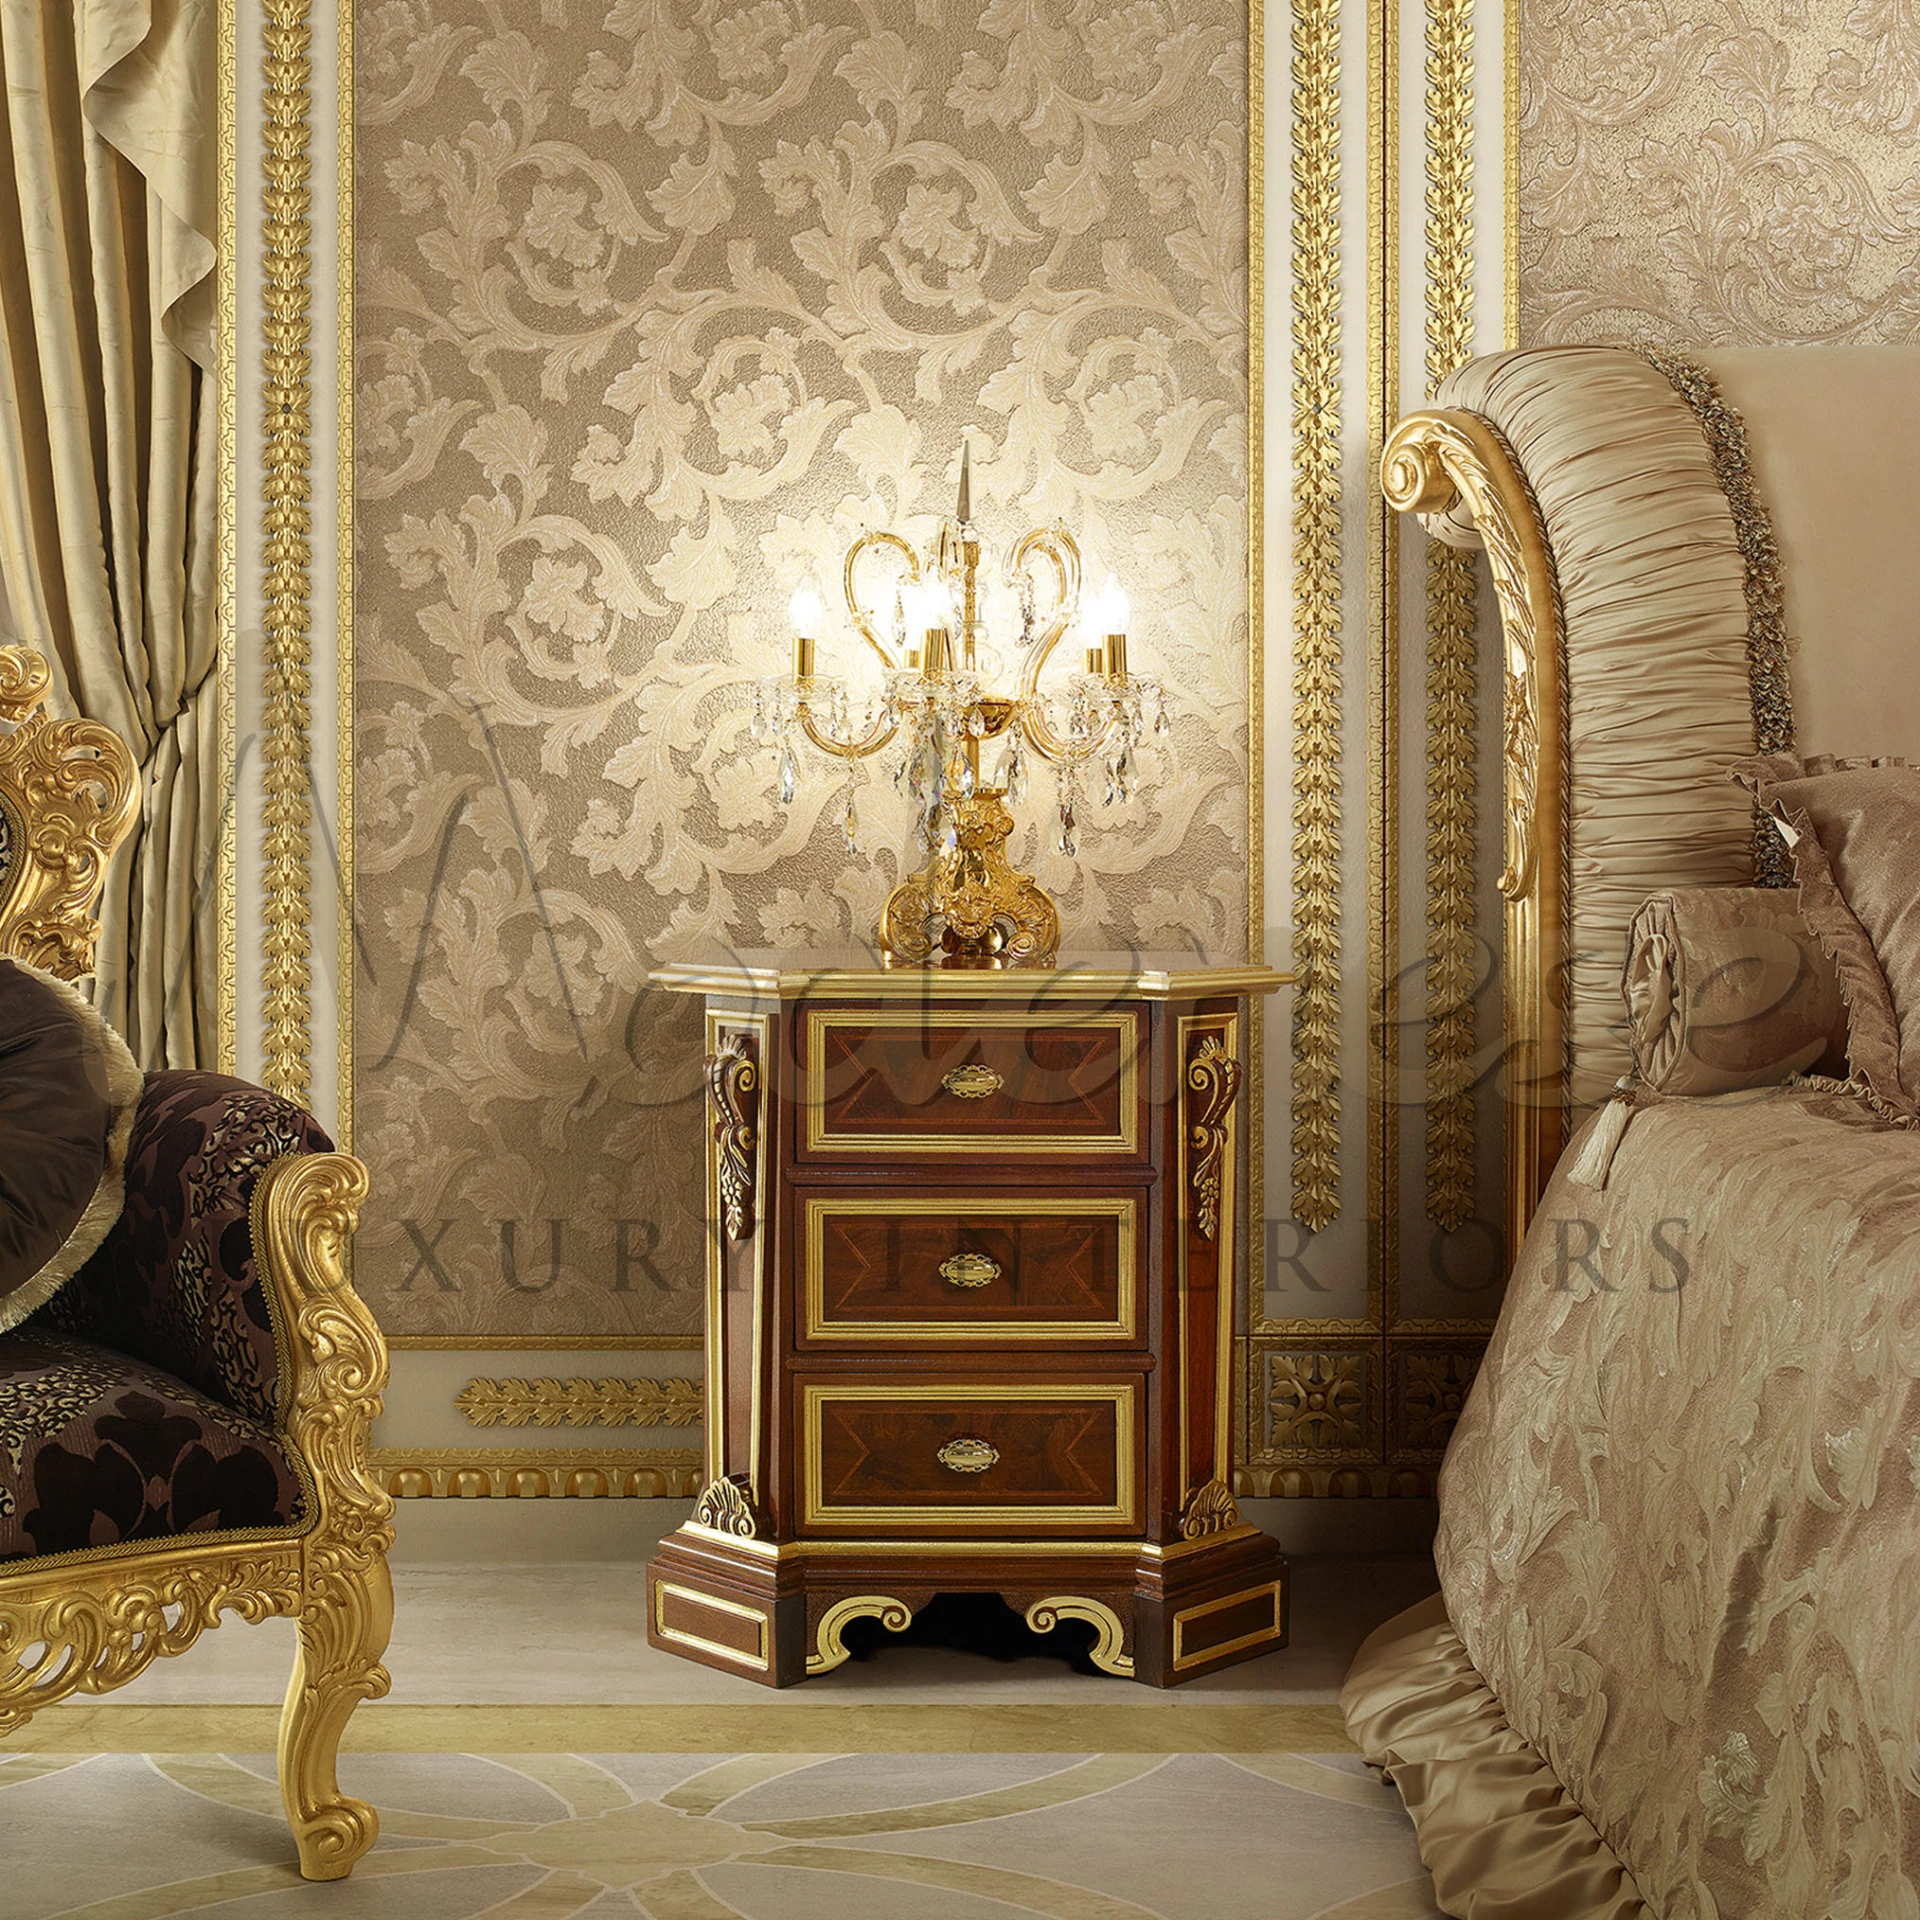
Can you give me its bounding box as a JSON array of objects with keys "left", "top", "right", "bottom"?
[
  {"left": 939, "top": 1252, "right": 1000, "bottom": 1289},
  {"left": 936, "top": 1436, "right": 999, "bottom": 1474},
  {"left": 940, "top": 1063, "right": 1003, "bottom": 1100}
]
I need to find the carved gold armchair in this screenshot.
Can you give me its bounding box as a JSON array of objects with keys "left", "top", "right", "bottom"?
[{"left": 0, "top": 647, "right": 393, "bottom": 1879}]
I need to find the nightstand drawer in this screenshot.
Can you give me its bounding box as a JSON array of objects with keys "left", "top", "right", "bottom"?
[
  {"left": 797, "top": 1378, "right": 1141, "bottom": 1534},
  {"left": 802, "top": 1008, "right": 1142, "bottom": 1159},
  {"left": 802, "top": 1193, "right": 1139, "bottom": 1343}
]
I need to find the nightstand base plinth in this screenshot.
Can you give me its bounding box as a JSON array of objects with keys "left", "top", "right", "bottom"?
[{"left": 644, "top": 1524, "right": 1289, "bottom": 1689}]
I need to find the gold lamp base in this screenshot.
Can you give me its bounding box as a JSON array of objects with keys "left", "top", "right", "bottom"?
[{"left": 879, "top": 789, "right": 1060, "bottom": 967}]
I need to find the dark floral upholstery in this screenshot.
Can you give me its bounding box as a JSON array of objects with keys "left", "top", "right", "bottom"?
[
  {"left": 0, "top": 1328, "right": 303, "bottom": 1562},
  {"left": 34, "top": 1072, "right": 333, "bottom": 1427}
]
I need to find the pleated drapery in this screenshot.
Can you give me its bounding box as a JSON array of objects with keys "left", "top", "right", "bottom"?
[{"left": 0, "top": 0, "right": 220, "bottom": 1065}]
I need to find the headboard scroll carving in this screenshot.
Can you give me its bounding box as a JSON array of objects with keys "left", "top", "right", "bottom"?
[{"left": 1382, "top": 414, "right": 1568, "bottom": 1261}]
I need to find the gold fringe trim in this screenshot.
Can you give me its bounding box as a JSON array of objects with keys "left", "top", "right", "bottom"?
[{"left": 1641, "top": 353, "right": 1796, "bottom": 887}]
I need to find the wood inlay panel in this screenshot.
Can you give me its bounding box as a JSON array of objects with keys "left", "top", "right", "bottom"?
[
  {"left": 798, "top": 1380, "right": 1139, "bottom": 1534},
  {"left": 804, "top": 1008, "right": 1142, "bottom": 1158},
  {"left": 804, "top": 1194, "right": 1138, "bottom": 1343}
]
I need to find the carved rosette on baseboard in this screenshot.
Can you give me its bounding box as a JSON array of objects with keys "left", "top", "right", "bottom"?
[
  {"left": 1185, "top": 1034, "right": 1242, "bottom": 1241},
  {"left": 693, "top": 1475, "right": 763, "bottom": 1539},
  {"left": 705, "top": 1033, "right": 760, "bottom": 1242}
]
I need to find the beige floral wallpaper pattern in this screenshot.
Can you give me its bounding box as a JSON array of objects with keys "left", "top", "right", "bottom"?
[
  {"left": 353, "top": 0, "right": 1251, "bottom": 1337},
  {"left": 1518, "top": 0, "right": 1920, "bottom": 344}
]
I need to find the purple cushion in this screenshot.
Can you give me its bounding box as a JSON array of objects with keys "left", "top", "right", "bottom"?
[
  {"left": 0, "top": 1328, "right": 303, "bottom": 1563},
  {"left": 37, "top": 1072, "right": 335, "bottom": 1425}
]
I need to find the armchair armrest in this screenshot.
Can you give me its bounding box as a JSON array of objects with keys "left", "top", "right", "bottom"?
[{"left": 43, "top": 1071, "right": 341, "bottom": 1427}]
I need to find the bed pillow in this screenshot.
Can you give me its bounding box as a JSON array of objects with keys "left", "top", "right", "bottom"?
[
  {"left": 1625, "top": 887, "right": 1849, "bottom": 1095},
  {"left": 1732, "top": 754, "right": 1920, "bottom": 1118},
  {"left": 0, "top": 957, "right": 144, "bottom": 1331}
]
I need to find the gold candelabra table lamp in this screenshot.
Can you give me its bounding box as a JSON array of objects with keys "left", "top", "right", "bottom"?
[{"left": 750, "top": 445, "right": 1166, "bottom": 966}]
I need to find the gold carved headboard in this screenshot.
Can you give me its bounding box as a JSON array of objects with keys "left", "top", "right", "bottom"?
[
  {"left": 1378, "top": 345, "right": 1920, "bottom": 1260},
  {"left": 1382, "top": 402, "right": 1566, "bottom": 1265},
  {"left": 0, "top": 647, "right": 140, "bottom": 982}
]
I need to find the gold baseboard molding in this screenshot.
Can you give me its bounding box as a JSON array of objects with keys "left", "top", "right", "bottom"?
[
  {"left": 371, "top": 1448, "right": 703, "bottom": 1499},
  {"left": 21, "top": 1701, "right": 1354, "bottom": 1754}
]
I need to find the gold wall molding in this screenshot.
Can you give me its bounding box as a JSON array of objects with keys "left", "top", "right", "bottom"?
[
  {"left": 1422, "top": 0, "right": 1479, "bottom": 1233},
  {"left": 1288, "top": 0, "right": 1344, "bottom": 1235},
  {"left": 262, "top": 0, "right": 316, "bottom": 1104},
  {"left": 456, "top": 1376, "right": 703, "bottom": 1429},
  {"left": 216, "top": 0, "right": 238, "bottom": 1073},
  {"left": 369, "top": 1449, "right": 703, "bottom": 1499},
  {"left": 1368, "top": 0, "right": 1402, "bottom": 1414}
]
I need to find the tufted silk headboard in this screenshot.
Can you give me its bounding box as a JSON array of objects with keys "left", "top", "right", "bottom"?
[{"left": 1382, "top": 345, "right": 1920, "bottom": 1260}]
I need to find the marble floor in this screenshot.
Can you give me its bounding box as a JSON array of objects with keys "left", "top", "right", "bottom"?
[{"left": 7, "top": 1520, "right": 1443, "bottom": 1919}]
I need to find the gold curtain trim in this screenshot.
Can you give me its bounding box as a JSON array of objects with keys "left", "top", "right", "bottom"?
[
  {"left": 1342, "top": 1594, "right": 1657, "bottom": 1919},
  {"left": 1641, "top": 352, "right": 1798, "bottom": 888}
]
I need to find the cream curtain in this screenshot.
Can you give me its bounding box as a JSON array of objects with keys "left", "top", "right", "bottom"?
[{"left": 0, "top": 0, "right": 219, "bottom": 1066}]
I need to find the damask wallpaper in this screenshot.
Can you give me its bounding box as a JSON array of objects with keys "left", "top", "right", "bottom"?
[
  {"left": 352, "top": 0, "right": 1252, "bottom": 1338},
  {"left": 1518, "top": 0, "right": 1920, "bottom": 343}
]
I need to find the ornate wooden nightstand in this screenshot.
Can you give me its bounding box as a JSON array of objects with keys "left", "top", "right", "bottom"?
[{"left": 645, "top": 952, "right": 1290, "bottom": 1687}]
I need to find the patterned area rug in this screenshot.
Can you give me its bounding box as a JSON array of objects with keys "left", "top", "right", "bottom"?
[{"left": 4, "top": 1751, "right": 1440, "bottom": 1919}]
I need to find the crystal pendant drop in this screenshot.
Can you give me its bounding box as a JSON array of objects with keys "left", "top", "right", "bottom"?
[
  {"left": 1115, "top": 738, "right": 1136, "bottom": 802},
  {"left": 957, "top": 756, "right": 975, "bottom": 797},
  {"left": 1005, "top": 735, "right": 1027, "bottom": 802},
  {"left": 1056, "top": 800, "right": 1078, "bottom": 858},
  {"left": 777, "top": 740, "right": 797, "bottom": 806},
  {"left": 749, "top": 686, "right": 769, "bottom": 743},
  {"left": 842, "top": 783, "right": 859, "bottom": 853},
  {"left": 1103, "top": 757, "right": 1119, "bottom": 808}
]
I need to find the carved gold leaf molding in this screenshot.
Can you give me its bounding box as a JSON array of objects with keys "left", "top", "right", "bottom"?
[
  {"left": 457, "top": 1377, "right": 704, "bottom": 1429},
  {"left": 1290, "top": 0, "right": 1343, "bottom": 1234},
  {"left": 368, "top": 1449, "right": 703, "bottom": 1498},
  {"left": 262, "top": 0, "right": 315, "bottom": 1103},
  {"left": 1424, "top": 0, "right": 1479, "bottom": 1231}
]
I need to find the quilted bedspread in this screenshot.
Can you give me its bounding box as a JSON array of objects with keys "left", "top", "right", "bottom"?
[{"left": 1436, "top": 1083, "right": 1920, "bottom": 1919}]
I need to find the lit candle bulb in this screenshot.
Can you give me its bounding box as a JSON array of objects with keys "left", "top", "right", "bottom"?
[
  {"left": 1094, "top": 573, "right": 1129, "bottom": 679},
  {"left": 790, "top": 582, "right": 825, "bottom": 679},
  {"left": 912, "top": 576, "right": 954, "bottom": 673}
]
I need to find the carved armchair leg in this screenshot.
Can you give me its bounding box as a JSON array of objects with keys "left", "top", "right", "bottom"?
[{"left": 277, "top": 1552, "right": 395, "bottom": 1879}]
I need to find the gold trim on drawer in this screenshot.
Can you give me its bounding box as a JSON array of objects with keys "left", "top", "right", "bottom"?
[
  {"left": 805, "top": 1008, "right": 1140, "bottom": 1156},
  {"left": 1171, "top": 1580, "right": 1286, "bottom": 1672},
  {"left": 800, "top": 1383, "right": 1139, "bottom": 1534},
  {"left": 803, "top": 1195, "right": 1139, "bottom": 1342},
  {"left": 651, "top": 1579, "right": 770, "bottom": 1671}
]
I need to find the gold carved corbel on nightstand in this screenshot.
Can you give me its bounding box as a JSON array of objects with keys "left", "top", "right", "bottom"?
[{"left": 705, "top": 1032, "right": 760, "bottom": 1241}]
